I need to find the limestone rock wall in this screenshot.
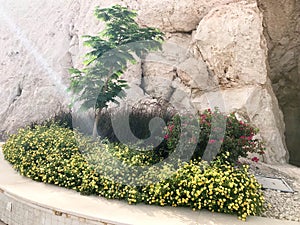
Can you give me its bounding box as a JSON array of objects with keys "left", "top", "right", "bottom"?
[
  {"left": 0, "top": 0, "right": 290, "bottom": 163},
  {"left": 192, "top": 1, "right": 287, "bottom": 163},
  {"left": 0, "top": 0, "right": 73, "bottom": 137},
  {"left": 257, "top": 0, "right": 300, "bottom": 166}
]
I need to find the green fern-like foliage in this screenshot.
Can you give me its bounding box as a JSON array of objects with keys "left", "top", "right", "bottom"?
[{"left": 69, "top": 5, "right": 164, "bottom": 112}]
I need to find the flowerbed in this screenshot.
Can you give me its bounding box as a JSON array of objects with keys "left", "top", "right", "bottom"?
[{"left": 2, "top": 119, "right": 265, "bottom": 221}]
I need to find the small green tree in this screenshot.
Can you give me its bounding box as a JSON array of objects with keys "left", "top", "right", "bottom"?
[{"left": 69, "top": 5, "right": 164, "bottom": 137}]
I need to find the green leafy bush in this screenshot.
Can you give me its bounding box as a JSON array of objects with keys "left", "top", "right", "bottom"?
[
  {"left": 160, "top": 109, "right": 265, "bottom": 164},
  {"left": 2, "top": 124, "right": 264, "bottom": 220}
]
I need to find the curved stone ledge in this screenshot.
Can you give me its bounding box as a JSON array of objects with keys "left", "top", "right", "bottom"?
[{"left": 0, "top": 145, "right": 299, "bottom": 225}]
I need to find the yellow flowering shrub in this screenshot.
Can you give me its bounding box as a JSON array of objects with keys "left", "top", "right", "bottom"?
[
  {"left": 2, "top": 124, "right": 264, "bottom": 220},
  {"left": 2, "top": 124, "right": 99, "bottom": 194},
  {"left": 141, "top": 159, "right": 264, "bottom": 221}
]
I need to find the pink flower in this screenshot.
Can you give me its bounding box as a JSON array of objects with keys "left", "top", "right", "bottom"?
[
  {"left": 164, "top": 134, "right": 169, "bottom": 140},
  {"left": 240, "top": 135, "right": 253, "bottom": 141},
  {"left": 208, "top": 139, "right": 216, "bottom": 144},
  {"left": 168, "top": 125, "right": 174, "bottom": 132},
  {"left": 251, "top": 157, "right": 259, "bottom": 163},
  {"left": 247, "top": 135, "right": 253, "bottom": 141}
]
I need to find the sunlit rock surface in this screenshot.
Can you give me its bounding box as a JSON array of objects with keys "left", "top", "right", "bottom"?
[{"left": 1, "top": 0, "right": 298, "bottom": 164}]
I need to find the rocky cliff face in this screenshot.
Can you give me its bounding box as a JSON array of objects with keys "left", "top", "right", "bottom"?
[
  {"left": 257, "top": 0, "right": 300, "bottom": 166},
  {"left": 0, "top": 0, "right": 296, "bottom": 164}
]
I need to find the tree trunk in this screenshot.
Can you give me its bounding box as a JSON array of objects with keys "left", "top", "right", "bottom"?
[{"left": 93, "top": 110, "right": 101, "bottom": 138}]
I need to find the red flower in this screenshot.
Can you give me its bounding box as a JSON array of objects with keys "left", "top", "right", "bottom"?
[
  {"left": 164, "top": 134, "right": 169, "bottom": 140},
  {"left": 200, "top": 114, "right": 207, "bottom": 120},
  {"left": 251, "top": 157, "right": 259, "bottom": 163}
]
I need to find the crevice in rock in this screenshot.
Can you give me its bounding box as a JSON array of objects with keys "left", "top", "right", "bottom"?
[
  {"left": 12, "top": 84, "right": 22, "bottom": 103},
  {"left": 191, "top": 43, "right": 220, "bottom": 93},
  {"left": 169, "top": 30, "right": 194, "bottom": 35},
  {"left": 257, "top": 0, "right": 300, "bottom": 166},
  {"left": 167, "top": 67, "right": 179, "bottom": 101},
  {"left": 139, "top": 61, "right": 148, "bottom": 95},
  {"left": 10, "top": 74, "right": 25, "bottom": 106}
]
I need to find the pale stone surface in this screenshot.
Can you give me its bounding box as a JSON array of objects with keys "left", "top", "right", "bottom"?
[
  {"left": 194, "top": 1, "right": 268, "bottom": 87},
  {"left": 124, "top": 0, "right": 243, "bottom": 32},
  {"left": 141, "top": 34, "right": 216, "bottom": 113},
  {"left": 0, "top": 0, "right": 72, "bottom": 139},
  {"left": 0, "top": 0, "right": 292, "bottom": 163},
  {"left": 191, "top": 0, "right": 288, "bottom": 163}
]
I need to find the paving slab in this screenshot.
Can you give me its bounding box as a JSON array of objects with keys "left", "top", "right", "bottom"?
[
  {"left": 0, "top": 144, "right": 299, "bottom": 225},
  {"left": 255, "top": 176, "right": 294, "bottom": 192}
]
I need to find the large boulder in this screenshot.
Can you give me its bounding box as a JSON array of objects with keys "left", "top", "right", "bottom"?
[
  {"left": 192, "top": 1, "right": 287, "bottom": 163},
  {"left": 193, "top": 1, "right": 267, "bottom": 87},
  {"left": 123, "top": 0, "right": 243, "bottom": 32}
]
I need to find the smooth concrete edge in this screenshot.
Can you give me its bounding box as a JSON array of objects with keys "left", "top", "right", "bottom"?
[
  {"left": 1, "top": 188, "right": 121, "bottom": 225},
  {"left": 0, "top": 190, "right": 120, "bottom": 225},
  {"left": 0, "top": 144, "right": 300, "bottom": 225}
]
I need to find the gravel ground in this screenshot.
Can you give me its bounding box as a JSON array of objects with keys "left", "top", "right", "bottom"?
[{"left": 243, "top": 158, "right": 300, "bottom": 222}]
